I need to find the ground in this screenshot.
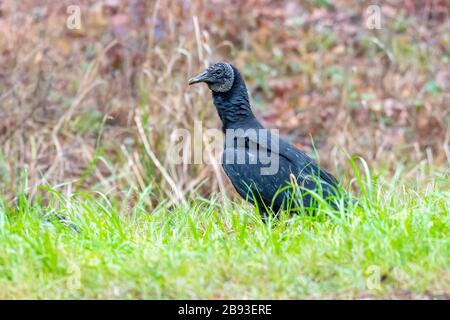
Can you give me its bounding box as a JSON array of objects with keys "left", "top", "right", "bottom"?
[{"left": 1, "top": 169, "right": 449, "bottom": 299}]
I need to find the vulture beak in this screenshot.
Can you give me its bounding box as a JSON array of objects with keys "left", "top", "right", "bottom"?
[{"left": 188, "top": 70, "right": 209, "bottom": 85}]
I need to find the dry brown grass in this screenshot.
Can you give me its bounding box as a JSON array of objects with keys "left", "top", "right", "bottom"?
[{"left": 0, "top": 0, "right": 449, "bottom": 205}]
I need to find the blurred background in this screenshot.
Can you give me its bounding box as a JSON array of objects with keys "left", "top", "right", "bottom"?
[{"left": 0, "top": 0, "right": 449, "bottom": 206}]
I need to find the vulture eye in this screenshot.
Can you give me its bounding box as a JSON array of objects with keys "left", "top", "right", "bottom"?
[{"left": 215, "top": 69, "right": 223, "bottom": 75}]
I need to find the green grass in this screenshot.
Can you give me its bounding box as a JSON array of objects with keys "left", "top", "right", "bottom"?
[{"left": 0, "top": 170, "right": 449, "bottom": 299}]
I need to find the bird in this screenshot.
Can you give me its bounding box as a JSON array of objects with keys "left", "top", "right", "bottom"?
[{"left": 189, "top": 62, "right": 344, "bottom": 220}]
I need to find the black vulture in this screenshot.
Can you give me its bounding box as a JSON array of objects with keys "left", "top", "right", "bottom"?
[{"left": 189, "top": 62, "right": 344, "bottom": 220}]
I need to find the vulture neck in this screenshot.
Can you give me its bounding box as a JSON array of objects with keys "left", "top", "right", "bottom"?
[{"left": 212, "top": 67, "right": 261, "bottom": 131}]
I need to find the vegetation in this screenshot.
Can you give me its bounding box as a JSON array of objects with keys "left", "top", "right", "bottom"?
[
  {"left": 0, "top": 1, "right": 449, "bottom": 299},
  {"left": 1, "top": 162, "right": 449, "bottom": 299}
]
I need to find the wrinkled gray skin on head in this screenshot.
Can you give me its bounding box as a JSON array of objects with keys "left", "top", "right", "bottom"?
[
  {"left": 207, "top": 62, "right": 234, "bottom": 92},
  {"left": 189, "top": 62, "right": 235, "bottom": 92}
]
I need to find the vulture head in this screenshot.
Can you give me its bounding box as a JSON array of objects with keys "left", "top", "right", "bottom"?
[{"left": 188, "top": 62, "right": 235, "bottom": 93}]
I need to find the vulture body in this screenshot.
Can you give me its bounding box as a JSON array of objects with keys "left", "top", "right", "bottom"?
[{"left": 189, "top": 62, "right": 343, "bottom": 220}]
